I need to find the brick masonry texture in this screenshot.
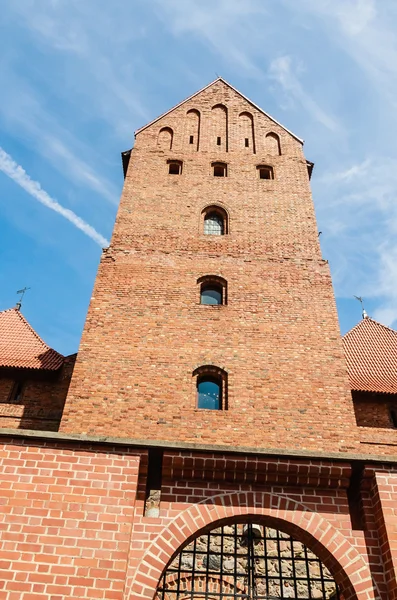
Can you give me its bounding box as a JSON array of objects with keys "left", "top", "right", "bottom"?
[
  {"left": 60, "top": 80, "right": 359, "bottom": 453},
  {"left": 0, "top": 436, "right": 393, "bottom": 600},
  {"left": 1, "top": 80, "right": 397, "bottom": 599},
  {"left": 0, "top": 355, "right": 75, "bottom": 431}
]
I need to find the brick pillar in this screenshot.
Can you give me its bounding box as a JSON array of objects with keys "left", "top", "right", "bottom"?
[{"left": 372, "top": 471, "right": 397, "bottom": 599}]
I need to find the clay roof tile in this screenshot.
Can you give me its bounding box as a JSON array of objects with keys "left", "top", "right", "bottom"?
[
  {"left": 0, "top": 308, "right": 64, "bottom": 371},
  {"left": 342, "top": 317, "right": 397, "bottom": 394}
]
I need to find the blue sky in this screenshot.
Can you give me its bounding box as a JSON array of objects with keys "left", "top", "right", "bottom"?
[{"left": 1, "top": 0, "right": 397, "bottom": 355}]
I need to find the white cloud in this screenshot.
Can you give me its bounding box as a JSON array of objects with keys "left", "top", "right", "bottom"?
[
  {"left": 295, "top": 0, "right": 397, "bottom": 105},
  {"left": 269, "top": 56, "right": 341, "bottom": 132},
  {"left": 315, "top": 157, "right": 397, "bottom": 326},
  {"left": 0, "top": 147, "right": 109, "bottom": 247}
]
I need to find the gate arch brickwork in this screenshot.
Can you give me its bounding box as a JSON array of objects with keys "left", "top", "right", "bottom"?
[{"left": 128, "top": 491, "right": 376, "bottom": 600}]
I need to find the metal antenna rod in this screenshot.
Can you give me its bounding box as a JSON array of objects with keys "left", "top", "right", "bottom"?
[
  {"left": 354, "top": 295, "right": 368, "bottom": 319},
  {"left": 16, "top": 287, "right": 31, "bottom": 310}
]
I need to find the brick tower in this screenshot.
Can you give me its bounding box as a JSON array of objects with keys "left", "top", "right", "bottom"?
[
  {"left": 60, "top": 78, "right": 357, "bottom": 453},
  {"left": 1, "top": 79, "right": 397, "bottom": 600}
]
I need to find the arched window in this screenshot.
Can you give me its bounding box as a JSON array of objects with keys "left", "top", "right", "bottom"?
[
  {"left": 198, "top": 276, "right": 227, "bottom": 305},
  {"left": 167, "top": 159, "right": 182, "bottom": 175},
  {"left": 193, "top": 366, "right": 227, "bottom": 410},
  {"left": 212, "top": 162, "right": 227, "bottom": 177},
  {"left": 257, "top": 164, "right": 274, "bottom": 180},
  {"left": 204, "top": 212, "right": 223, "bottom": 235},
  {"left": 202, "top": 206, "right": 228, "bottom": 235},
  {"left": 197, "top": 377, "right": 221, "bottom": 410}
]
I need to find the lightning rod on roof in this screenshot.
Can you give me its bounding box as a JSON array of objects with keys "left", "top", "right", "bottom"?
[
  {"left": 16, "top": 287, "right": 31, "bottom": 311},
  {"left": 353, "top": 295, "right": 368, "bottom": 319}
]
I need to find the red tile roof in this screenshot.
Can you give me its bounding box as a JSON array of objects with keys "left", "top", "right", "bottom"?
[
  {"left": 0, "top": 308, "right": 64, "bottom": 371},
  {"left": 342, "top": 317, "right": 397, "bottom": 394}
]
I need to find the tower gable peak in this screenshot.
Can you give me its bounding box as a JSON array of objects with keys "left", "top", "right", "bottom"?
[{"left": 134, "top": 77, "right": 303, "bottom": 144}]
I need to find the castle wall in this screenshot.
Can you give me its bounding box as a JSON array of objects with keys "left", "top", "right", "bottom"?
[
  {"left": 0, "top": 355, "right": 76, "bottom": 431},
  {"left": 0, "top": 435, "right": 394, "bottom": 599}
]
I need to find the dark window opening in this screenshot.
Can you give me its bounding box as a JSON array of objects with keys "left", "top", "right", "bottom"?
[
  {"left": 168, "top": 160, "right": 182, "bottom": 175},
  {"left": 212, "top": 162, "right": 227, "bottom": 177},
  {"left": 390, "top": 408, "right": 397, "bottom": 428},
  {"left": 189, "top": 135, "right": 194, "bottom": 144},
  {"left": 201, "top": 285, "right": 222, "bottom": 305},
  {"left": 257, "top": 165, "right": 274, "bottom": 180},
  {"left": 204, "top": 212, "right": 224, "bottom": 235},
  {"left": 10, "top": 381, "right": 24, "bottom": 403},
  {"left": 245, "top": 137, "right": 249, "bottom": 147},
  {"left": 198, "top": 275, "right": 227, "bottom": 305},
  {"left": 217, "top": 136, "right": 221, "bottom": 146}
]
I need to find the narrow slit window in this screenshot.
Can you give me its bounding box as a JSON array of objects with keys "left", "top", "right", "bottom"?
[
  {"left": 10, "top": 381, "right": 24, "bottom": 403},
  {"left": 212, "top": 162, "right": 227, "bottom": 177},
  {"left": 217, "top": 136, "right": 221, "bottom": 146},
  {"left": 168, "top": 160, "right": 183, "bottom": 175},
  {"left": 245, "top": 138, "right": 249, "bottom": 147},
  {"left": 189, "top": 135, "right": 194, "bottom": 144},
  {"left": 257, "top": 165, "right": 274, "bottom": 180}
]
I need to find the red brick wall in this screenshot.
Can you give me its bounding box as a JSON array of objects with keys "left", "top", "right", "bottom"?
[
  {"left": 0, "top": 437, "right": 144, "bottom": 599},
  {"left": 0, "top": 355, "right": 76, "bottom": 431},
  {"left": 60, "top": 80, "right": 358, "bottom": 453},
  {"left": 0, "top": 437, "right": 392, "bottom": 600}
]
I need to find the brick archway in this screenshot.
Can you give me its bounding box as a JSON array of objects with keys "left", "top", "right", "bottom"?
[{"left": 130, "top": 491, "right": 375, "bottom": 600}]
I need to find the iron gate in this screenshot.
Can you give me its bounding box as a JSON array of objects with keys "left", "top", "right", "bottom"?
[{"left": 156, "top": 522, "right": 340, "bottom": 599}]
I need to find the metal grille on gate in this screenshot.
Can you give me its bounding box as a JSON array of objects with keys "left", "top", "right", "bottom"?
[{"left": 156, "top": 522, "right": 340, "bottom": 599}]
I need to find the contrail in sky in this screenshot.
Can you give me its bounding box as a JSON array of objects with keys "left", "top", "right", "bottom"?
[{"left": 0, "top": 147, "right": 109, "bottom": 247}]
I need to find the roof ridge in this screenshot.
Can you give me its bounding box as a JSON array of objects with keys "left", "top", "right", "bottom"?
[
  {"left": 343, "top": 316, "right": 397, "bottom": 339},
  {"left": 134, "top": 78, "right": 303, "bottom": 143}
]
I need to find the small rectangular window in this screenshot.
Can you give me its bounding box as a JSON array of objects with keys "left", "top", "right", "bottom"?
[
  {"left": 168, "top": 161, "right": 182, "bottom": 175},
  {"left": 258, "top": 166, "right": 274, "bottom": 180},
  {"left": 189, "top": 135, "right": 194, "bottom": 144},
  {"left": 213, "top": 164, "right": 227, "bottom": 177},
  {"left": 245, "top": 138, "right": 249, "bottom": 147},
  {"left": 390, "top": 408, "right": 397, "bottom": 428},
  {"left": 217, "top": 137, "right": 221, "bottom": 146}
]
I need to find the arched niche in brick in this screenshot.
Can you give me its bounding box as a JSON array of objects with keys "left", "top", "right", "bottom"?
[
  {"left": 158, "top": 127, "right": 174, "bottom": 150},
  {"left": 211, "top": 104, "right": 228, "bottom": 152},
  {"left": 186, "top": 109, "right": 200, "bottom": 151},
  {"left": 265, "top": 131, "right": 281, "bottom": 156},
  {"left": 238, "top": 111, "right": 256, "bottom": 153},
  {"left": 130, "top": 491, "right": 374, "bottom": 600}
]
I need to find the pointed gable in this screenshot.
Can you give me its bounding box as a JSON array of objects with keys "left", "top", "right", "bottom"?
[
  {"left": 0, "top": 308, "right": 64, "bottom": 371},
  {"left": 135, "top": 77, "right": 303, "bottom": 143},
  {"left": 342, "top": 317, "right": 397, "bottom": 394}
]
